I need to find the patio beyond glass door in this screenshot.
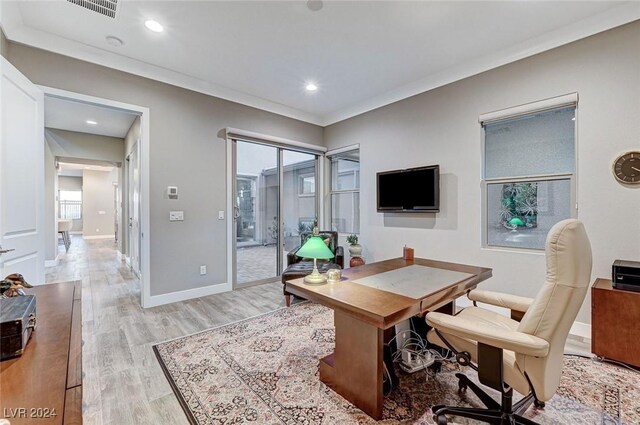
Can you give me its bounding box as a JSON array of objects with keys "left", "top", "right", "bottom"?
[
  {"left": 282, "top": 151, "right": 317, "bottom": 273},
  {"left": 235, "top": 142, "right": 280, "bottom": 286},
  {"left": 234, "top": 141, "right": 318, "bottom": 287}
]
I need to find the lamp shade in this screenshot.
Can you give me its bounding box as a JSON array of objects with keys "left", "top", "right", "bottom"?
[{"left": 296, "top": 236, "right": 335, "bottom": 260}]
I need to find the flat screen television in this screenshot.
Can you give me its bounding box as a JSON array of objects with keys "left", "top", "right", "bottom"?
[{"left": 377, "top": 165, "right": 439, "bottom": 212}]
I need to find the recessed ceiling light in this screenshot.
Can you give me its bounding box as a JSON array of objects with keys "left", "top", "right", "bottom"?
[
  {"left": 305, "top": 83, "right": 318, "bottom": 92},
  {"left": 86, "top": 120, "right": 98, "bottom": 125},
  {"left": 84, "top": 166, "right": 91, "bottom": 169},
  {"left": 145, "top": 20, "right": 164, "bottom": 33},
  {"left": 105, "top": 35, "right": 124, "bottom": 47},
  {"left": 307, "top": 0, "right": 323, "bottom": 12}
]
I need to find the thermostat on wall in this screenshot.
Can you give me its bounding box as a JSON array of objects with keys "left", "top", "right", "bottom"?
[{"left": 167, "top": 186, "right": 178, "bottom": 199}]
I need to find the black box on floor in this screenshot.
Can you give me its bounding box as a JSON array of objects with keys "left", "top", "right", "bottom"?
[
  {"left": 612, "top": 259, "right": 640, "bottom": 292},
  {"left": 0, "top": 295, "right": 36, "bottom": 360}
]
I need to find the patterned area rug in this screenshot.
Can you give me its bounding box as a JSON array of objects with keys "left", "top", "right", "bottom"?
[{"left": 153, "top": 303, "right": 640, "bottom": 424}]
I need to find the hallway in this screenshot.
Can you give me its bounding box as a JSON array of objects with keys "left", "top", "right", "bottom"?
[{"left": 46, "top": 235, "right": 288, "bottom": 425}]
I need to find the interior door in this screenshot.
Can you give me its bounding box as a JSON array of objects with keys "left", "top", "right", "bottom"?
[
  {"left": 128, "top": 142, "right": 141, "bottom": 276},
  {"left": 0, "top": 57, "right": 45, "bottom": 283}
]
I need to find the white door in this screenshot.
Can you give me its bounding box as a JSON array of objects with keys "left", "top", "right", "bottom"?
[
  {"left": 0, "top": 57, "right": 45, "bottom": 283},
  {"left": 128, "top": 142, "right": 140, "bottom": 276}
]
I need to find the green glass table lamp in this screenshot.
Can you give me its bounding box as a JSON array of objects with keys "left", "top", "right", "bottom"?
[{"left": 296, "top": 234, "right": 335, "bottom": 284}]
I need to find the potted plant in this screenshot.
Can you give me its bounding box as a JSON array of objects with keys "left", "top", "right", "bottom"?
[{"left": 346, "top": 234, "right": 362, "bottom": 256}]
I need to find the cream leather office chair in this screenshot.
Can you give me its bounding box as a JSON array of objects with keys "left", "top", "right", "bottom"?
[{"left": 426, "top": 219, "right": 592, "bottom": 425}]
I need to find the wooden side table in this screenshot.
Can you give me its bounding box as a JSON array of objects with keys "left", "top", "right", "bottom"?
[{"left": 591, "top": 278, "right": 640, "bottom": 368}]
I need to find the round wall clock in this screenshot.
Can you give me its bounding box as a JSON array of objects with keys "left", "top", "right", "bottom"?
[{"left": 612, "top": 151, "right": 640, "bottom": 185}]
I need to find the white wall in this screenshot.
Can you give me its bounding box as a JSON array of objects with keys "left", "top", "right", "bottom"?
[
  {"left": 82, "top": 169, "right": 117, "bottom": 239},
  {"left": 324, "top": 21, "right": 640, "bottom": 325}
]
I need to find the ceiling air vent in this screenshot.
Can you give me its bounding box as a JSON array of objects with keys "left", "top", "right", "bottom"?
[{"left": 67, "top": 0, "right": 118, "bottom": 19}]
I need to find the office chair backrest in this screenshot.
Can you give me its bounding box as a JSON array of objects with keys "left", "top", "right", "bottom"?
[{"left": 516, "top": 219, "right": 592, "bottom": 401}]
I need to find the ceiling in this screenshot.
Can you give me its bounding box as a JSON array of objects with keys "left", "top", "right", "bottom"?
[
  {"left": 3, "top": 1, "right": 639, "bottom": 126},
  {"left": 45, "top": 96, "right": 138, "bottom": 137}
]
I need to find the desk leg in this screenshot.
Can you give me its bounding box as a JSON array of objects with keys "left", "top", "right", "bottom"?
[{"left": 319, "top": 310, "right": 384, "bottom": 420}]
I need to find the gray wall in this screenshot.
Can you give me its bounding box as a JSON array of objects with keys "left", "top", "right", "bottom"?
[
  {"left": 45, "top": 128, "right": 125, "bottom": 163},
  {"left": 324, "top": 21, "right": 640, "bottom": 325},
  {"left": 58, "top": 176, "right": 84, "bottom": 232},
  {"left": 44, "top": 142, "right": 57, "bottom": 261},
  {"left": 0, "top": 28, "right": 8, "bottom": 58},
  {"left": 5, "top": 42, "right": 323, "bottom": 296},
  {"left": 82, "top": 169, "right": 117, "bottom": 238}
]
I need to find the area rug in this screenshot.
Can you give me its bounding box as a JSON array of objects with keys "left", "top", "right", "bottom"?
[{"left": 153, "top": 302, "right": 640, "bottom": 424}]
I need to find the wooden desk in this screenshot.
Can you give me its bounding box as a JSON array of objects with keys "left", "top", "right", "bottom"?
[
  {"left": 0, "top": 281, "right": 83, "bottom": 425},
  {"left": 285, "top": 257, "right": 492, "bottom": 419},
  {"left": 592, "top": 278, "right": 640, "bottom": 368}
]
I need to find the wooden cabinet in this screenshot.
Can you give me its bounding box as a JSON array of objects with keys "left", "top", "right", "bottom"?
[
  {"left": 0, "top": 281, "right": 83, "bottom": 425},
  {"left": 591, "top": 278, "right": 640, "bottom": 368}
]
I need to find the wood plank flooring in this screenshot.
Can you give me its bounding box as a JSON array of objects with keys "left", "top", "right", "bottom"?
[{"left": 46, "top": 236, "right": 290, "bottom": 425}]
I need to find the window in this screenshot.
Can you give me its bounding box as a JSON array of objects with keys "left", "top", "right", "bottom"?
[
  {"left": 59, "top": 190, "right": 82, "bottom": 220},
  {"left": 299, "top": 174, "right": 315, "bottom": 195},
  {"left": 482, "top": 102, "right": 576, "bottom": 250},
  {"left": 329, "top": 149, "right": 360, "bottom": 234}
]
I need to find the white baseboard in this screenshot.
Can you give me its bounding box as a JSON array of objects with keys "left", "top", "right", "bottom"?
[
  {"left": 456, "top": 296, "right": 591, "bottom": 340},
  {"left": 44, "top": 255, "right": 60, "bottom": 267},
  {"left": 124, "top": 256, "right": 131, "bottom": 267},
  {"left": 569, "top": 321, "right": 591, "bottom": 340},
  {"left": 143, "top": 282, "right": 232, "bottom": 308},
  {"left": 83, "top": 235, "right": 115, "bottom": 240}
]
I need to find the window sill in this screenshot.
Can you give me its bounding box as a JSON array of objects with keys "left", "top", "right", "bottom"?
[{"left": 481, "top": 246, "right": 545, "bottom": 256}]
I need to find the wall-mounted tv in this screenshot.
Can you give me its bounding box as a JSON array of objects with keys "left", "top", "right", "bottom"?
[{"left": 377, "top": 165, "right": 440, "bottom": 212}]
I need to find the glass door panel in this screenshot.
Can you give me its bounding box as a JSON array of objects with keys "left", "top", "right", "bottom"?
[
  {"left": 281, "top": 150, "right": 317, "bottom": 272},
  {"left": 235, "top": 141, "right": 280, "bottom": 286}
]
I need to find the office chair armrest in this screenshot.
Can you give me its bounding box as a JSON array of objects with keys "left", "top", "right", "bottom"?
[
  {"left": 287, "top": 245, "right": 302, "bottom": 266},
  {"left": 468, "top": 289, "right": 534, "bottom": 314},
  {"left": 426, "top": 312, "right": 549, "bottom": 357}
]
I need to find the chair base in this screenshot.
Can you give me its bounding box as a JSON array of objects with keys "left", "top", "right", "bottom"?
[{"left": 432, "top": 373, "right": 542, "bottom": 425}]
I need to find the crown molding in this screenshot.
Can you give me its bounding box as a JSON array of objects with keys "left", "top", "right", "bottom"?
[{"left": 3, "top": 2, "right": 639, "bottom": 128}]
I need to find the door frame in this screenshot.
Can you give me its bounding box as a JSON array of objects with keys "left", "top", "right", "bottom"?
[
  {"left": 40, "top": 86, "right": 152, "bottom": 308},
  {"left": 225, "top": 128, "right": 327, "bottom": 289},
  {"left": 125, "top": 142, "right": 141, "bottom": 277}
]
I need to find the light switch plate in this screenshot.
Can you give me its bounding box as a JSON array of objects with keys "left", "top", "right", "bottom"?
[
  {"left": 218, "top": 211, "right": 224, "bottom": 220},
  {"left": 169, "top": 211, "right": 184, "bottom": 221}
]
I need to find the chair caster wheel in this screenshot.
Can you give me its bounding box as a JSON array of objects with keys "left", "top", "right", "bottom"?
[
  {"left": 434, "top": 414, "right": 448, "bottom": 425},
  {"left": 534, "top": 400, "right": 545, "bottom": 409}
]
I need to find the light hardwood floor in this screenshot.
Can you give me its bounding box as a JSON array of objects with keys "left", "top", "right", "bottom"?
[
  {"left": 46, "top": 236, "right": 591, "bottom": 425},
  {"left": 46, "top": 236, "right": 290, "bottom": 425}
]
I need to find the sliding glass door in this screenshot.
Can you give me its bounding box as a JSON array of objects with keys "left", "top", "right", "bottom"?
[
  {"left": 282, "top": 151, "right": 317, "bottom": 273},
  {"left": 234, "top": 141, "right": 318, "bottom": 287}
]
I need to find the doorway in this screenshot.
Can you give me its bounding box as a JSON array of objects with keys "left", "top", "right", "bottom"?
[
  {"left": 232, "top": 140, "right": 319, "bottom": 287},
  {"left": 40, "top": 86, "right": 151, "bottom": 307}
]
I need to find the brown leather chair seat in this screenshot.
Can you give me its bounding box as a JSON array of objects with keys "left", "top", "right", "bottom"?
[{"left": 281, "top": 230, "right": 343, "bottom": 306}]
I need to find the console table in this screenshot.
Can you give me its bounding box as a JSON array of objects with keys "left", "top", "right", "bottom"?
[
  {"left": 0, "top": 281, "right": 83, "bottom": 425},
  {"left": 284, "top": 257, "right": 492, "bottom": 419},
  {"left": 592, "top": 278, "right": 640, "bottom": 368}
]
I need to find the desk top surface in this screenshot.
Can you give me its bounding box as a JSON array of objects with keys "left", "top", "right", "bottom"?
[{"left": 285, "top": 257, "right": 492, "bottom": 329}]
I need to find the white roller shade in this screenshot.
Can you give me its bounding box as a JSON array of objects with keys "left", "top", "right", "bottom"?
[{"left": 479, "top": 92, "right": 578, "bottom": 124}]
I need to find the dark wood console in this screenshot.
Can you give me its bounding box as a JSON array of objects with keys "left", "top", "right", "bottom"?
[
  {"left": 592, "top": 278, "right": 640, "bottom": 368},
  {"left": 0, "top": 281, "right": 83, "bottom": 424}
]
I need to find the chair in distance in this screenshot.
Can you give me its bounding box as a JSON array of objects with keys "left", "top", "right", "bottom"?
[{"left": 426, "top": 219, "right": 593, "bottom": 425}]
